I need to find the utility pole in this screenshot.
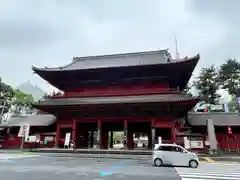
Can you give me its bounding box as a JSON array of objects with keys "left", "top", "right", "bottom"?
[{"left": 20, "top": 133, "right": 25, "bottom": 149}]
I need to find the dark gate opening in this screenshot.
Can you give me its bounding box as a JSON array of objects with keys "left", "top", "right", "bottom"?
[{"left": 76, "top": 122, "right": 97, "bottom": 149}]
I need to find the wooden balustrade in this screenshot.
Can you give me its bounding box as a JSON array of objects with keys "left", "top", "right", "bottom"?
[{"left": 49, "top": 86, "right": 180, "bottom": 99}]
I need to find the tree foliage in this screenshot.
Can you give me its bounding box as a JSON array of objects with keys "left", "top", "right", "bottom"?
[
  {"left": 228, "top": 95, "right": 237, "bottom": 112},
  {"left": 0, "top": 77, "right": 14, "bottom": 116},
  {"left": 193, "top": 65, "right": 221, "bottom": 104},
  {"left": 218, "top": 59, "right": 240, "bottom": 95},
  {"left": 182, "top": 84, "right": 193, "bottom": 96},
  {"left": 0, "top": 77, "right": 35, "bottom": 118},
  {"left": 11, "top": 89, "right": 34, "bottom": 115}
]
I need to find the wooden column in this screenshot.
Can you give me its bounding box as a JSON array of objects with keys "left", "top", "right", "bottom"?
[
  {"left": 127, "top": 128, "right": 133, "bottom": 149},
  {"left": 171, "top": 123, "right": 176, "bottom": 144},
  {"left": 151, "top": 120, "right": 156, "bottom": 149},
  {"left": 90, "top": 131, "right": 94, "bottom": 148},
  {"left": 97, "top": 120, "right": 101, "bottom": 149},
  {"left": 123, "top": 120, "right": 128, "bottom": 149},
  {"left": 110, "top": 131, "right": 113, "bottom": 148},
  {"left": 55, "top": 123, "right": 60, "bottom": 148},
  {"left": 72, "top": 119, "right": 76, "bottom": 144}
]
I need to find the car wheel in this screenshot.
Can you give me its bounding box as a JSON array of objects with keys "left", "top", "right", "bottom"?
[
  {"left": 189, "top": 160, "right": 198, "bottom": 168},
  {"left": 154, "top": 158, "right": 163, "bottom": 167}
]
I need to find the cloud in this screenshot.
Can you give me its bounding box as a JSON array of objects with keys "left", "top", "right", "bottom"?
[
  {"left": 0, "top": 0, "right": 238, "bottom": 97},
  {"left": 0, "top": 19, "right": 59, "bottom": 49},
  {"left": 188, "top": 0, "right": 240, "bottom": 65}
]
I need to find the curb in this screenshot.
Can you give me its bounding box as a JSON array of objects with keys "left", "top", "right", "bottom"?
[
  {"left": 0, "top": 151, "right": 30, "bottom": 154},
  {"left": 29, "top": 149, "right": 152, "bottom": 155},
  {"left": 37, "top": 153, "right": 208, "bottom": 162},
  {"left": 42, "top": 153, "right": 152, "bottom": 160}
]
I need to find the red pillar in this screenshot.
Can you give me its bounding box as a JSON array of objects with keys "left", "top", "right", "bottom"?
[
  {"left": 127, "top": 128, "right": 133, "bottom": 149},
  {"left": 171, "top": 124, "right": 176, "bottom": 143},
  {"left": 124, "top": 120, "right": 128, "bottom": 149},
  {"left": 102, "top": 131, "right": 108, "bottom": 149},
  {"left": 72, "top": 119, "right": 76, "bottom": 144},
  {"left": 97, "top": 120, "right": 101, "bottom": 149},
  {"left": 55, "top": 123, "right": 60, "bottom": 147},
  {"left": 151, "top": 119, "right": 156, "bottom": 149}
]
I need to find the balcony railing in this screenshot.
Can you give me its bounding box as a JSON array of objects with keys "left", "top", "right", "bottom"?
[{"left": 45, "top": 87, "right": 181, "bottom": 99}]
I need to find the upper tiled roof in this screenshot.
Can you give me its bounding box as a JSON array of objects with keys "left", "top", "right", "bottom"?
[
  {"left": 32, "top": 50, "right": 199, "bottom": 71},
  {"left": 34, "top": 94, "right": 199, "bottom": 106},
  {"left": 188, "top": 112, "right": 240, "bottom": 126}
]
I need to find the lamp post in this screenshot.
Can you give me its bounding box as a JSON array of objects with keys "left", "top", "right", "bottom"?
[{"left": 0, "top": 98, "right": 6, "bottom": 124}]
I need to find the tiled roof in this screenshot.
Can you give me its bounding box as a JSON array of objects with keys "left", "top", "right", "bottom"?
[
  {"left": 188, "top": 112, "right": 240, "bottom": 126},
  {"left": 0, "top": 114, "right": 56, "bottom": 128},
  {"left": 32, "top": 51, "right": 199, "bottom": 71},
  {"left": 34, "top": 94, "right": 199, "bottom": 106}
]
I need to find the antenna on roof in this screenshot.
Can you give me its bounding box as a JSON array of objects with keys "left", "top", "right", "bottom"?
[{"left": 174, "top": 35, "right": 180, "bottom": 59}]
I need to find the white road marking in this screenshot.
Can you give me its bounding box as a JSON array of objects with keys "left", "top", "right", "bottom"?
[{"left": 176, "top": 162, "right": 240, "bottom": 180}]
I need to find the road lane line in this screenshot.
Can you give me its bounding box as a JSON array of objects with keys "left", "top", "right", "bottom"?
[{"left": 202, "top": 157, "right": 215, "bottom": 163}]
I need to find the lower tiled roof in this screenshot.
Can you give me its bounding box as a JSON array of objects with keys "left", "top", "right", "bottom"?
[
  {"left": 188, "top": 112, "right": 240, "bottom": 126},
  {"left": 35, "top": 94, "right": 199, "bottom": 106},
  {"left": 0, "top": 115, "right": 56, "bottom": 128}
]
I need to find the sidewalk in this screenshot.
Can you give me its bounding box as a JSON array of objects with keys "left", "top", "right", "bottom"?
[
  {"left": 1, "top": 148, "right": 240, "bottom": 162},
  {"left": 30, "top": 148, "right": 153, "bottom": 155},
  {"left": 49, "top": 153, "right": 153, "bottom": 160},
  {"left": 0, "top": 149, "right": 29, "bottom": 154},
  {"left": 30, "top": 148, "right": 240, "bottom": 156}
]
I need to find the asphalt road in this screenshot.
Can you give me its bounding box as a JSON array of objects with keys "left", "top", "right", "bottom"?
[
  {"left": 0, "top": 153, "right": 181, "bottom": 180},
  {"left": 1, "top": 153, "right": 240, "bottom": 180}
]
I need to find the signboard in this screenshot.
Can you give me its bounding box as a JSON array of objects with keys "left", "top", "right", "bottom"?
[
  {"left": 190, "top": 140, "right": 204, "bottom": 149},
  {"left": 18, "top": 124, "right": 30, "bottom": 138},
  {"left": 158, "top": 136, "right": 162, "bottom": 144},
  {"left": 18, "top": 125, "right": 24, "bottom": 137},
  {"left": 24, "top": 124, "right": 30, "bottom": 141},
  {"left": 64, "top": 133, "right": 71, "bottom": 147},
  {"left": 184, "top": 136, "right": 190, "bottom": 149},
  {"left": 24, "top": 136, "right": 36, "bottom": 142},
  {"left": 28, "top": 136, "right": 36, "bottom": 142},
  {"left": 183, "top": 137, "right": 204, "bottom": 149}
]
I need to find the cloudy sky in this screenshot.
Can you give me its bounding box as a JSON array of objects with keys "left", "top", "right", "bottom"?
[{"left": 0, "top": 0, "right": 238, "bottom": 101}]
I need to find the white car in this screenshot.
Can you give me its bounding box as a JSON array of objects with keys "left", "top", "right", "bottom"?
[{"left": 153, "top": 143, "right": 199, "bottom": 168}]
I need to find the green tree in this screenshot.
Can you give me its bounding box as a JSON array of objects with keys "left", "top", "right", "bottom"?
[
  {"left": 0, "top": 77, "right": 14, "bottom": 122},
  {"left": 11, "top": 89, "right": 34, "bottom": 115},
  {"left": 193, "top": 65, "right": 221, "bottom": 104},
  {"left": 182, "top": 83, "right": 193, "bottom": 96},
  {"left": 228, "top": 95, "right": 237, "bottom": 112},
  {"left": 218, "top": 59, "right": 240, "bottom": 95}
]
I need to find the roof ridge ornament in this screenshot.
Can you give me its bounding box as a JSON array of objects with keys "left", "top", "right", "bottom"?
[{"left": 174, "top": 36, "right": 181, "bottom": 59}]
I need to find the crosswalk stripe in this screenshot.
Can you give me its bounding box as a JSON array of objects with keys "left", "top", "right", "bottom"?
[
  {"left": 180, "top": 174, "right": 240, "bottom": 180},
  {"left": 176, "top": 162, "right": 240, "bottom": 180},
  {"left": 179, "top": 172, "right": 240, "bottom": 177},
  {"left": 204, "top": 162, "right": 240, "bottom": 166},
  {"left": 181, "top": 178, "right": 212, "bottom": 180}
]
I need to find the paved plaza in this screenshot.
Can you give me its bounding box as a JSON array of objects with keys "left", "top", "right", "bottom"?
[{"left": 0, "top": 153, "right": 239, "bottom": 180}]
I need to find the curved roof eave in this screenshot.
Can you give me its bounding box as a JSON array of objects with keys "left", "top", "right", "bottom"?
[
  {"left": 32, "top": 54, "right": 200, "bottom": 72},
  {"left": 33, "top": 94, "right": 200, "bottom": 107}
]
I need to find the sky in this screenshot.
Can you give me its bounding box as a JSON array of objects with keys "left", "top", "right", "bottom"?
[{"left": 0, "top": 0, "right": 238, "bottom": 101}]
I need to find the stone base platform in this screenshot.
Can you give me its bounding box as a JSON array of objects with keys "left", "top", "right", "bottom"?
[{"left": 30, "top": 148, "right": 153, "bottom": 155}]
